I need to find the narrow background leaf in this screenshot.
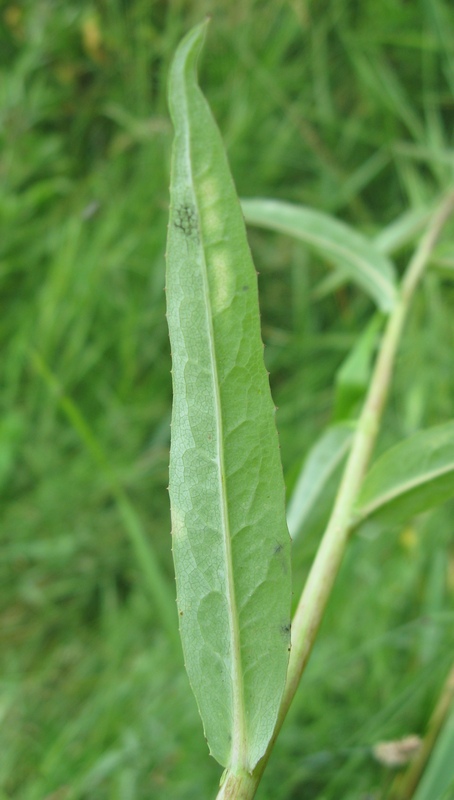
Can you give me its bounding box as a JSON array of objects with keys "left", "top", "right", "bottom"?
[
  {"left": 373, "top": 206, "right": 432, "bottom": 255},
  {"left": 166, "top": 23, "right": 291, "bottom": 772},
  {"left": 241, "top": 198, "right": 398, "bottom": 311},
  {"left": 355, "top": 421, "right": 454, "bottom": 525},
  {"left": 334, "top": 314, "right": 383, "bottom": 421},
  {"left": 413, "top": 710, "right": 454, "bottom": 800},
  {"left": 287, "top": 423, "right": 353, "bottom": 540}
]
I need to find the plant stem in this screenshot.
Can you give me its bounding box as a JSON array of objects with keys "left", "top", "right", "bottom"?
[{"left": 216, "top": 190, "right": 454, "bottom": 800}]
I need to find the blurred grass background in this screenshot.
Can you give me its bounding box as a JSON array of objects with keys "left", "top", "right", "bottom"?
[{"left": 1, "top": 1, "right": 454, "bottom": 798}]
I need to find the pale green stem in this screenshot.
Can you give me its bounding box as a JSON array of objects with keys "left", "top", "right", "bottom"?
[{"left": 216, "top": 190, "right": 454, "bottom": 800}]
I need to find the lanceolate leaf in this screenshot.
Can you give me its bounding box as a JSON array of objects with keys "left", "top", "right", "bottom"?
[
  {"left": 287, "top": 424, "right": 354, "bottom": 540},
  {"left": 355, "top": 421, "right": 454, "bottom": 526},
  {"left": 241, "top": 198, "right": 397, "bottom": 311},
  {"left": 166, "top": 23, "right": 291, "bottom": 772}
]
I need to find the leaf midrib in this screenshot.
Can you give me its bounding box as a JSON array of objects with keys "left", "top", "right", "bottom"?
[{"left": 182, "top": 84, "right": 246, "bottom": 767}]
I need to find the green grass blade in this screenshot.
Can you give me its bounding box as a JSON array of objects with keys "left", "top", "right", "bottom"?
[
  {"left": 31, "top": 351, "right": 179, "bottom": 648},
  {"left": 166, "top": 22, "right": 291, "bottom": 772},
  {"left": 413, "top": 709, "right": 454, "bottom": 800},
  {"left": 287, "top": 423, "right": 354, "bottom": 540},
  {"left": 241, "top": 198, "right": 398, "bottom": 312},
  {"left": 355, "top": 421, "right": 454, "bottom": 526}
]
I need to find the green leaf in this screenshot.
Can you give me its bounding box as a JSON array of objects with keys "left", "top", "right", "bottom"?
[
  {"left": 373, "top": 206, "right": 432, "bottom": 256},
  {"left": 413, "top": 709, "right": 454, "bottom": 800},
  {"left": 355, "top": 422, "right": 454, "bottom": 526},
  {"left": 334, "top": 314, "right": 384, "bottom": 421},
  {"left": 287, "top": 424, "right": 354, "bottom": 540},
  {"left": 166, "top": 22, "right": 291, "bottom": 773},
  {"left": 241, "top": 198, "right": 398, "bottom": 311}
]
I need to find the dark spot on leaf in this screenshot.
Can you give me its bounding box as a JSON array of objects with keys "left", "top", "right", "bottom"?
[
  {"left": 280, "top": 622, "right": 291, "bottom": 636},
  {"left": 242, "top": 285, "right": 249, "bottom": 291},
  {"left": 174, "top": 201, "right": 198, "bottom": 240},
  {"left": 273, "top": 542, "right": 283, "bottom": 555}
]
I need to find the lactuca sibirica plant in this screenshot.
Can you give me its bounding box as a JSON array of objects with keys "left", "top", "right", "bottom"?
[{"left": 165, "top": 21, "right": 454, "bottom": 800}]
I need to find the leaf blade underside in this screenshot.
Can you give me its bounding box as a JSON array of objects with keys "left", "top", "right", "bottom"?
[{"left": 166, "top": 22, "right": 291, "bottom": 773}]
